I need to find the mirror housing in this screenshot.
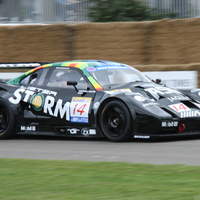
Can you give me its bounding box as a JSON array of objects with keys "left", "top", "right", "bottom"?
[
  {"left": 156, "top": 79, "right": 161, "bottom": 84},
  {"left": 67, "top": 81, "right": 78, "bottom": 92},
  {"left": 67, "top": 81, "right": 77, "bottom": 86}
]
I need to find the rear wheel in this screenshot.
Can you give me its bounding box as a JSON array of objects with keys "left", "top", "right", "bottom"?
[
  {"left": 100, "top": 100, "right": 132, "bottom": 142},
  {"left": 0, "top": 99, "right": 15, "bottom": 139}
]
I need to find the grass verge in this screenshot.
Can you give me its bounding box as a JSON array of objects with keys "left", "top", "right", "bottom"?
[{"left": 0, "top": 158, "right": 200, "bottom": 199}]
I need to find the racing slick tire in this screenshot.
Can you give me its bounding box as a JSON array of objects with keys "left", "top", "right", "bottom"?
[
  {"left": 100, "top": 100, "right": 132, "bottom": 142},
  {"left": 0, "top": 98, "right": 15, "bottom": 139}
]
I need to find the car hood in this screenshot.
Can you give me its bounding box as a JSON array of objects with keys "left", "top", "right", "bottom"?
[
  {"left": 105, "top": 82, "right": 189, "bottom": 101},
  {"left": 103, "top": 82, "right": 200, "bottom": 118}
]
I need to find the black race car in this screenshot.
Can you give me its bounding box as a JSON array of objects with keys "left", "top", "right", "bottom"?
[{"left": 1, "top": 60, "right": 200, "bottom": 142}]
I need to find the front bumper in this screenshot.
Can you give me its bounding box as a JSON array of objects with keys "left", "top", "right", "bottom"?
[{"left": 133, "top": 131, "right": 200, "bottom": 140}]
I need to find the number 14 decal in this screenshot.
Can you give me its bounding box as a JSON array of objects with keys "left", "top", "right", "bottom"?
[
  {"left": 169, "top": 103, "right": 190, "bottom": 113},
  {"left": 70, "top": 97, "right": 92, "bottom": 119},
  {"left": 73, "top": 104, "right": 87, "bottom": 115}
]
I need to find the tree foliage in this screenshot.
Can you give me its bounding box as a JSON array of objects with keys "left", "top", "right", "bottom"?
[{"left": 87, "top": 0, "right": 174, "bottom": 22}]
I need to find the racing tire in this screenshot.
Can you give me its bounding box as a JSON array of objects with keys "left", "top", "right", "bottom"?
[
  {"left": 0, "top": 99, "right": 15, "bottom": 139},
  {"left": 100, "top": 100, "right": 132, "bottom": 142}
]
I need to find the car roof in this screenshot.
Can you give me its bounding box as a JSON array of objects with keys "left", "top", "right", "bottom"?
[{"left": 7, "top": 60, "right": 129, "bottom": 90}]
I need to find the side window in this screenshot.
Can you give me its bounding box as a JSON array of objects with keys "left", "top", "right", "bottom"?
[
  {"left": 20, "top": 73, "right": 37, "bottom": 85},
  {"left": 20, "top": 75, "right": 31, "bottom": 85},
  {"left": 20, "top": 68, "right": 50, "bottom": 86},
  {"left": 37, "top": 68, "right": 49, "bottom": 85},
  {"left": 47, "top": 68, "right": 88, "bottom": 90}
]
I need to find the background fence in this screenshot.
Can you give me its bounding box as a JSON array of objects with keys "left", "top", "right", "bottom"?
[
  {"left": 0, "top": 0, "right": 200, "bottom": 24},
  {"left": 0, "top": 0, "right": 90, "bottom": 23},
  {"left": 142, "top": 0, "right": 200, "bottom": 18}
]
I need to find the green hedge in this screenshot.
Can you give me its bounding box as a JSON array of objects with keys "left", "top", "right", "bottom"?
[{"left": 87, "top": 0, "right": 175, "bottom": 22}]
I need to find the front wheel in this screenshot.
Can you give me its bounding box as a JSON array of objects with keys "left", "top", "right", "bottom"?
[
  {"left": 0, "top": 99, "right": 15, "bottom": 139},
  {"left": 100, "top": 100, "right": 132, "bottom": 142}
]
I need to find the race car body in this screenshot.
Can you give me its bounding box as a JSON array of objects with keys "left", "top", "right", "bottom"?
[{"left": 1, "top": 60, "right": 200, "bottom": 141}]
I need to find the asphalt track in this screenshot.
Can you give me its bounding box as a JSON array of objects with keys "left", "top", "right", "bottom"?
[{"left": 1, "top": 136, "right": 200, "bottom": 166}]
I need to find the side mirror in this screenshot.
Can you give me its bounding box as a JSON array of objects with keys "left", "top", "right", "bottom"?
[
  {"left": 67, "top": 81, "right": 78, "bottom": 92},
  {"left": 67, "top": 81, "right": 77, "bottom": 86},
  {"left": 156, "top": 79, "right": 161, "bottom": 84}
]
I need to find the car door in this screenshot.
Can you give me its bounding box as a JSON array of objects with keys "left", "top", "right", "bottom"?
[
  {"left": 29, "top": 67, "right": 96, "bottom": 126},
  {"left": 16, "top": 67, "right": 52, "bottom": 125}
]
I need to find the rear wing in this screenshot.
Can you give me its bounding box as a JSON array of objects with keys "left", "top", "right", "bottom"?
[
  {"left": 0, "top": 62, "right": 49, "bottom": 82},
  {"left": 0, "top": 62, "right": 49, "bottom": 69}
]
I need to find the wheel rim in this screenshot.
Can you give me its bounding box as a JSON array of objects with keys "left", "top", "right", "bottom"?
[
  {"left": 0, "top": 106, "right": 9, "bottom": 133},
  {"left": 103, "top": 106, "right": 127, "bottom": 138}
]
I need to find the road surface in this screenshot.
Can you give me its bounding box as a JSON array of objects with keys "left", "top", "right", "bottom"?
[{"left": 1, "top": 136, "right": 200, "bottom": 165}]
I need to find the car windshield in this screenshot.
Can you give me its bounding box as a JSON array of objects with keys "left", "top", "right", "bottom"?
[{"left": 88, "top": 66, "right": 151, "bottom": 87}]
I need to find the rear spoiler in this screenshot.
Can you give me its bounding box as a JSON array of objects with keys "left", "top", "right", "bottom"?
[
  {"left": 0, "top": 62, "right": 50, "bottom": 69},
  {"left": 0, "top": 62, "right": 50, "bottom": 82}
]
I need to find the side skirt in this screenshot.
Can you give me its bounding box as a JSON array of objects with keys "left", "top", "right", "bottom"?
[{"left": 16, "top": 124, "right": 104, "bottom": 138}]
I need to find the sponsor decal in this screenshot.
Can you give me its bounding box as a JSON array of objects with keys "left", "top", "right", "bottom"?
[
  {"left": 20, "top": 126, "right": 36, "bottom": 131},
  {"left": 162, "top": 121, "right": 178, "bottom": 127},
  {"left": 105, "top": 89, "right": 131, "bottom": 94},
  {"left": 67, "top": 128, "right": 80, "bottom": 134},
  {"left": 134, "top": 95, "right": 145, "bottom": 102},
  {"left": 125, "top": 92, "right": 147, "bottom": 102},
  {"left": 77, "top": 90, "right": 96, "bottom": 95},
  {"left": 9, "top": 87, "right": 91, "bottom": 123},
  {"left": 169, "top": 103, "right": 190, "bottom": 113},
  {"left": 125, "top": 92, "right": 135, "bottom": 96},
  {"left": 89, "top": 129, "right": 96, "bottom": 135},
  {"left": 94, "top": 102, "right": 100, "bottom": 109},
  {"left": 70, "top": 97, "right": 92, "bottom": 123},
  {"left": 8, "top": 86, "right": 57, "bottom": 104},
  {"left": 144, "top": 87, "right": 184, "bottom": 101},
  {"left": 180, "top": 110, "right": 200, "bottom": 118},
  {"left": 167, "top": 96, "right": 190, "bottom": 102},
  {"left": 134, "top": 135, "right": 150, "bottom": 139},
  {"left": 44, "top": 97, "right": 71, "bottom": 121},
  {"left": 56, "top": 67, "right": 69, "bottom": 70},
  {"left": 86, "top": 67, "right": 96, "bottom": 72},
  {"left": 31, "top": 94, "right": 44, "bottom": 111},
  {"left": 143, "top": 102, "right": 159, "bottom": 107},
  {"left": 145, "top": 87, "right": 181, "bottom": 95},
  {"left": 81, "top": 128, "right": 96, "bottom": 136},
  {"left": 78, "top": 90, "right": 96, "bottom": 94},
  {"left": 87, "top": 65, "right": 126, "bottom": 72},
  {"left": 81, "top": 128, "right": 89, "bottom": 136},
  {"left": 9, "top": 88, "right": 27, "bottom": 104}
]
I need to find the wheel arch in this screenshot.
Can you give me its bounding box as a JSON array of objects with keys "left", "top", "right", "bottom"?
[
  {"left": 0, "top": 97, "right": 17, "bottom": 139},
  {"left": 96, "top": 96, "right": 137, "bottom": 135},
  {"left": 0, "top": 96, "right": 24, "bottom": 125}
]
